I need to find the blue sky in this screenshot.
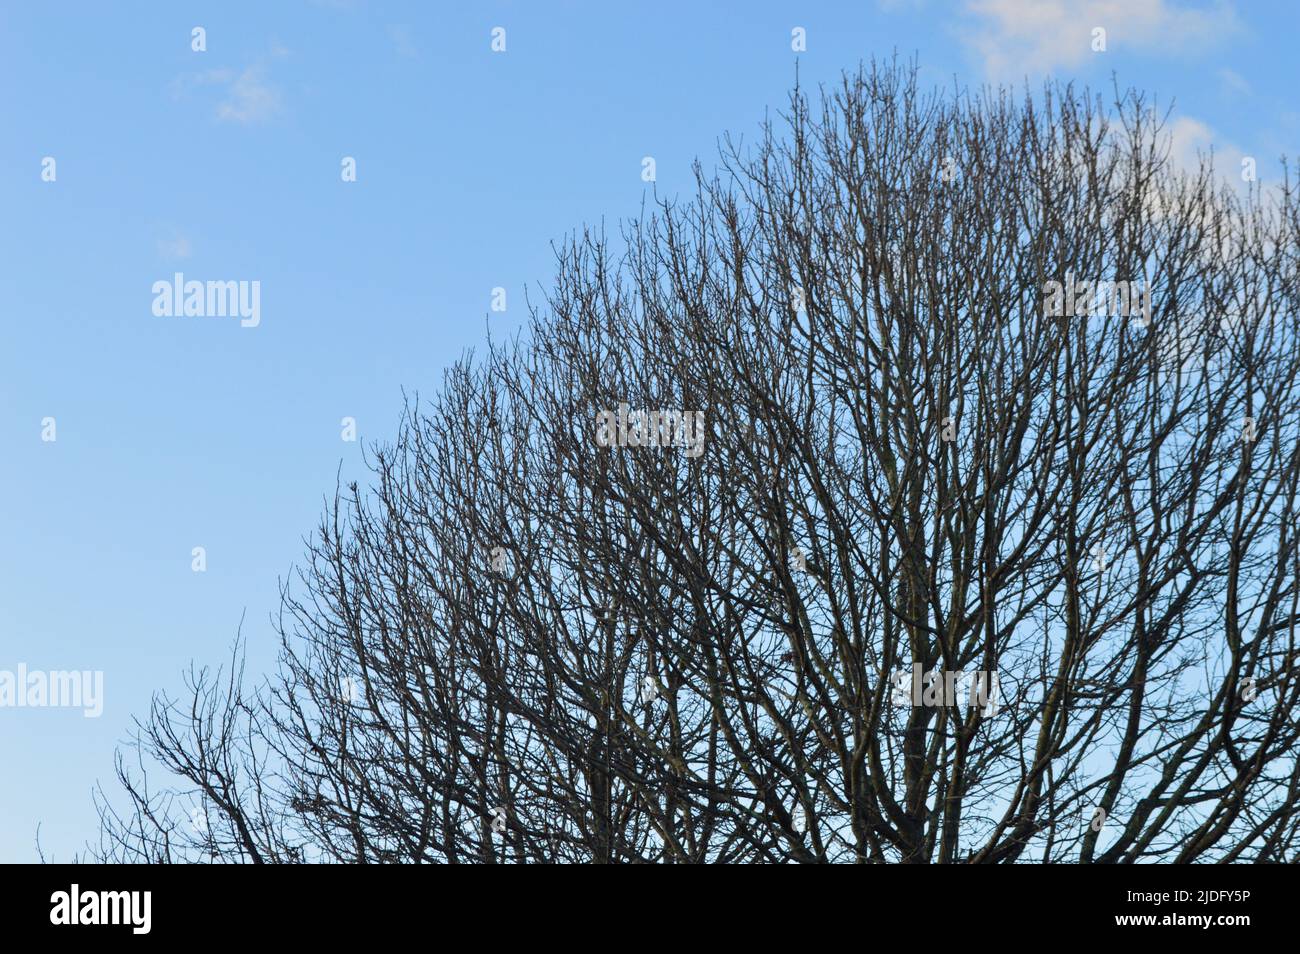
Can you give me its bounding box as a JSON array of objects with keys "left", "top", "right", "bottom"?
[{"left": 0, "top": 0, "right": 1294, "bottom": 862}]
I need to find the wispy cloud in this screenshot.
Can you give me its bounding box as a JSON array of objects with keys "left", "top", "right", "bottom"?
[
  {"left": 173, "top": 46, "right": 288, "bottom": 124},
  {"left": 389, "top": 25, "right": 417, "bottom": 58},
  {"left": 1217, "top": 67, "right": 1250, "bottom": 98},
  {"left": 156, "top": 234, "right": 192, "bottom": 261},
  {"left": 959, "top": 0, "right": 1238, "bottom": 78},
  {"left": 1166, "top": 114, "right": 1248, "bottom": 179},
  {"left": 215, "top": 66, "right": 280, "bottom": 123}
]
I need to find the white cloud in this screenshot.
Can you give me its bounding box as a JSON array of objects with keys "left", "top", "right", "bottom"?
[
  {"left": 1148, "top": 115, "right": 1254, "bottom": 265},
  {"left": 1217, "top": 67, "right": 1250, "bottom": 97},
  {"left": 173, "top": 49, "right": 284, "bottom": 125},
  {"left": 157, "top": 235, "right": 192, "bottom": 260},
  {"left": 213, "top": 66, "right": 280, "bottom": 123},
  {"left": 389, "top": 25, "right": 417, "bottom": 58},
  {"left": 1166, "top": 115, "right": 1246, "bottom": 177},
  {"left": 960, "top": 0, "right": 1238, "bottom": 78}
]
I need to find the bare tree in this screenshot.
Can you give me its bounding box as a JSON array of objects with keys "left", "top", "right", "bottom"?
[{"left": 91, "top": 59, "right": 1300, "bottom": 864}]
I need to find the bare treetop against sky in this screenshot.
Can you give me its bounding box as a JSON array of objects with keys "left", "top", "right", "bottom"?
[{"left": 1, "top": 2, "right": 1298, "bottom": 870}]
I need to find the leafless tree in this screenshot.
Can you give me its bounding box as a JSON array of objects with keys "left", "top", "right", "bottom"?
[{"left": 91, "top": 60, "right": 1300, "bottom": 863}]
